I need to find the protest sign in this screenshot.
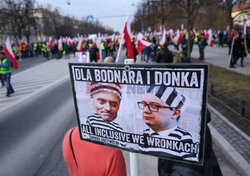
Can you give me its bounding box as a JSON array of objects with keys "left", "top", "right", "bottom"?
[
  {"left": 75, "top": 52, "right": 90, "bottom": 63},
  {"left": 69, "top": 63, "right": 208, "bottom": 165}
]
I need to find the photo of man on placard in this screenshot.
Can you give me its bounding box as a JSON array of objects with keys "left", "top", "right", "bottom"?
[
  {"left": 86, "top": 82, "right": 124, "bottom": 132},
  {"left": 138, "top": 85, "right": 197, "bottom": 160}
]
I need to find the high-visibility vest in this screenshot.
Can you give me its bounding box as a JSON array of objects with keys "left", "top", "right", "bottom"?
[
  {"left": 34, "top": 44, "right": 37, "bottom": 50},
  {"left": 195, "top": 33, "right": 200, "bottom": 43},
  {"left": 101, "top": 43, "right": 105, "bottom": 50},
  {"left": 0, "top": 57, "right": 12, "bottom": 74},
  {"left": 12, "top": 46, "right": 17, "bottom": 53}
]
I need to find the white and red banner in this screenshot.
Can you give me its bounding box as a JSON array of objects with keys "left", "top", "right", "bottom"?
[
  {"left": 159, "top": 27, "right": 166, "bottom": 47},
  {"left": 4, "top": 37, "right": 18, "bottom": 69},
  {"left": 123, "top": 15, "right": 134, "bottom": 59},
  {"left": 207, "top": 29, "right": 213, "bottom": 47},
  {"left": 137, "top": 33, "right": 152, "bottom": 55}
]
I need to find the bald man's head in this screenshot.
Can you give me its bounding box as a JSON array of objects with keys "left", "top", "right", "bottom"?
[{"left": 104, "top": 56, "right": 114, "bottom": 63}]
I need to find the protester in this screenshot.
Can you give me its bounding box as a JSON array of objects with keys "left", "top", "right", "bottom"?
[
  {"left": 230, "top": 32, "right": 241, "bottom": 68},
  {"left": 89, "top": 44, "right": 99, "bottom": 62},
  {"left": 158, "top": 110, "right": 222, "bottom": 176},
  {"left": 180, "top": 51, "right": 191, "bottom": 63},
  {"left": 172, "top": 55, "right": 181, "bottom": 63},
  {"left": 156, "top": 43, "right": 173, "bottom": 63},
  {"left": 237, "top": 33, "right": 247, "bottom": 67},
  {"left": 104, "top": 56, "right": 114, "bottom": 63},
  {"left": 198, "top": 33, "right": 207, "bottom": 60},
  {"left": 62, "top": 127, "right": 126, "bottom": 176},
  {"left": 62, "top": 55, "right": 127, "bottom": 176},
  {"left": 0, "top": 51, "right": 14, "bottom": 97},
  {"left": 143, "top": 45, "right": 153, "bottom": 63},
  {"left": 180, "top": 36, "right": 187, "bottom": 52}
]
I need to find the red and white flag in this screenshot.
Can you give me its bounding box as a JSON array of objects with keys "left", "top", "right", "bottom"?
[
  {"left": 4, "top": 37, "right": 18, "bottom": 69},
  {"left": 180, "top": 24, "right": 184, "bottom": 31},
  {"left": 137, "top": 33, "right": 152, "bottom": 55},
  {"left": 57, "top": 38, "right": 63, "bottom": 51},
  {"left": 48, "top": 37, "right": 53, "bottom": 48},
  {"left": 173, "top": 29, "right": 180, "bottom": 45},
  {"left": 207, "top": 29, "right": 213, "bottom": 47},
  {"left": 123, "top": 15, "right": 134, "bottom": 59},
  {"left": 76, "top": 37, "right": 83, "bottom": 51},
  {"left": 159, "top": 27, "right": 166, "bottom": 47}
]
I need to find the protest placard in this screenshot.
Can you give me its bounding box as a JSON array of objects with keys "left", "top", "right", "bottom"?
[
  {"left": 75, "top": 51, "right": 90, "bottom": 63},
  {"left": 69, "top": 63, "right": 208, "bottom": 165}
]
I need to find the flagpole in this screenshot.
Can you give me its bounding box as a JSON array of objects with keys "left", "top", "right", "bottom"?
[{"left": 116, "top": 33, "right": 124, "bottom": 63}]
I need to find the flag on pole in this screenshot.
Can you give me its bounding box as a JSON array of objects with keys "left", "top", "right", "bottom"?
[
  {"left": 76, "top": 37, "right": 83, "bottom": 51},
  {"left": 137, "top": 33, "right": 152, "bottom": 55},
  {"left": 48, "top": 37, "right": 53, "bottom": 48},
  {"left": 57, "top": 39, "right": 63, "bottom": 51},
  {"left": 159, "top": 27, "right": 166, "bottom": 47},
  {"left": 4, "top": 37, "right": 18, "bottom": 69},
  {"left": 207, "top": 29, "right": 213, "bottom": 47},
  {"left": 173, "top": 29, "right": 180, "bottom": 45},
  {"left": 123, "top": 14, "right": 134, "bottom": 59},
  {"left": 180, "top": 24, "right": 184, "bottom": 31}
]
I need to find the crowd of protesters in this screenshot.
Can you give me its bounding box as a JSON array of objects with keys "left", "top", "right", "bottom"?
[{"left": 0, "top": 28, "right": 249, "bottom": 68}]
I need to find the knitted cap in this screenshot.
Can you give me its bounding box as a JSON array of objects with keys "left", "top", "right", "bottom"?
[
  {"left": 146, "top": 85, "right": 187, "bottom": 111},
  {"left": 90, "top": 82, "right": 122, "bottom": 99}
]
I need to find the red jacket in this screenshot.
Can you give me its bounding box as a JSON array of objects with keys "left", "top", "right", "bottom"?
[{"left": 62, "top": 127, "right": 127, "bottom": 176}]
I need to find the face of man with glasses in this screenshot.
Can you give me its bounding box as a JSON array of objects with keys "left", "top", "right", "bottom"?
[{"left": 138, "top": 93, "right": 181, "bottom": 133}]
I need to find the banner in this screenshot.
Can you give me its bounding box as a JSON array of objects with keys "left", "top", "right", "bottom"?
[
  {"left": 69, "top": 63, "right": 208, "bottom": 165},
  {"left": 75, "top": 52, "right": 90, "bottom": 63}
]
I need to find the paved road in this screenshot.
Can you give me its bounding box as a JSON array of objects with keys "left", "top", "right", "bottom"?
[
  {"left": 0, "top": 57, "right": 74, "bottom": 176},
  {"left": 13, "top": 56, "right": 49, "bottom": 75}
]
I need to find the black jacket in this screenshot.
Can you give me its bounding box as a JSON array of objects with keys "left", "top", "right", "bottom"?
[
  {"left": 158, "top": 110, "right": 222, "bottom": 176},
  {"left": 156, "top": 48, "right": 173, "bottom": 63}
]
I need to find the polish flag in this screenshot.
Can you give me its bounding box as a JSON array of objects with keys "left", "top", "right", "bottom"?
[
  {"left": 178, "top": 32, "right": 184, "bottom": 44},
  {"left": 77, "top": 37, "right": 83, "bottom": 51},
  {"left": 159, "top": 27, "right": 166, "bottom": 47},
  {"left": 57, "top": 39, "right": 63, "bottom": 51},
  {"left": 168, "top": 29, "right": 174, "bottom": 40},
  {"left": 111, "top": 33, "right": 115, "bottom": 42},
  {"left": 48, "top": 37, "right": 53, "bottom": 48},
  {"left": 137, "top": 33, "right": 152, "bottom": 55},
  {"left": 173, "top": 29, "right": 180, "bottom": 45},
  {"left": 123, "top": 15, "right": 134, "bottom": 59},
  {"left": 207, "top": 29, "right": 213, "bottom": 47},
  {"left": 180, "top": 24, "right": 184, "bottom": 31},
  {"left": 4, "top": 37, "right": 18, "bottom": 69}
]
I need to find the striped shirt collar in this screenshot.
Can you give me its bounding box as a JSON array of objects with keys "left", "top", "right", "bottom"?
[{"left": 149, "top": 126, "right": 178, "bottom": 136}]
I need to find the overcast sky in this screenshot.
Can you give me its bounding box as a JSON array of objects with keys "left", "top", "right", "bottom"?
[{"left": 36, "top": 0, "right": 142, "bottom": 32}]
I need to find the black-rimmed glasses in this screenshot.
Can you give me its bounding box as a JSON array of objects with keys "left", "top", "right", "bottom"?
[{"left": 137, "top": 102, "right": 175, "bottom": 112}]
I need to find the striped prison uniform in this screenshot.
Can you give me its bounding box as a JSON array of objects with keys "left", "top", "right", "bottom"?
[
  {"left": 86, "top": 113, "right": 126, "bottom": 147},
  {"left": 140, "top": 127, "right": 197, "bottom": 161},
  {"left": 86, "top": 113, "right": 123, "bottom": 132}
]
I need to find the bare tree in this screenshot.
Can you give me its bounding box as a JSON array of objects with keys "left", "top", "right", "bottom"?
[
  {"left": 0, "top": 0, "right": 37, "bottom": 42},
  {"left": 223, "top": 0, "right": 247, "bottom": 30}
]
